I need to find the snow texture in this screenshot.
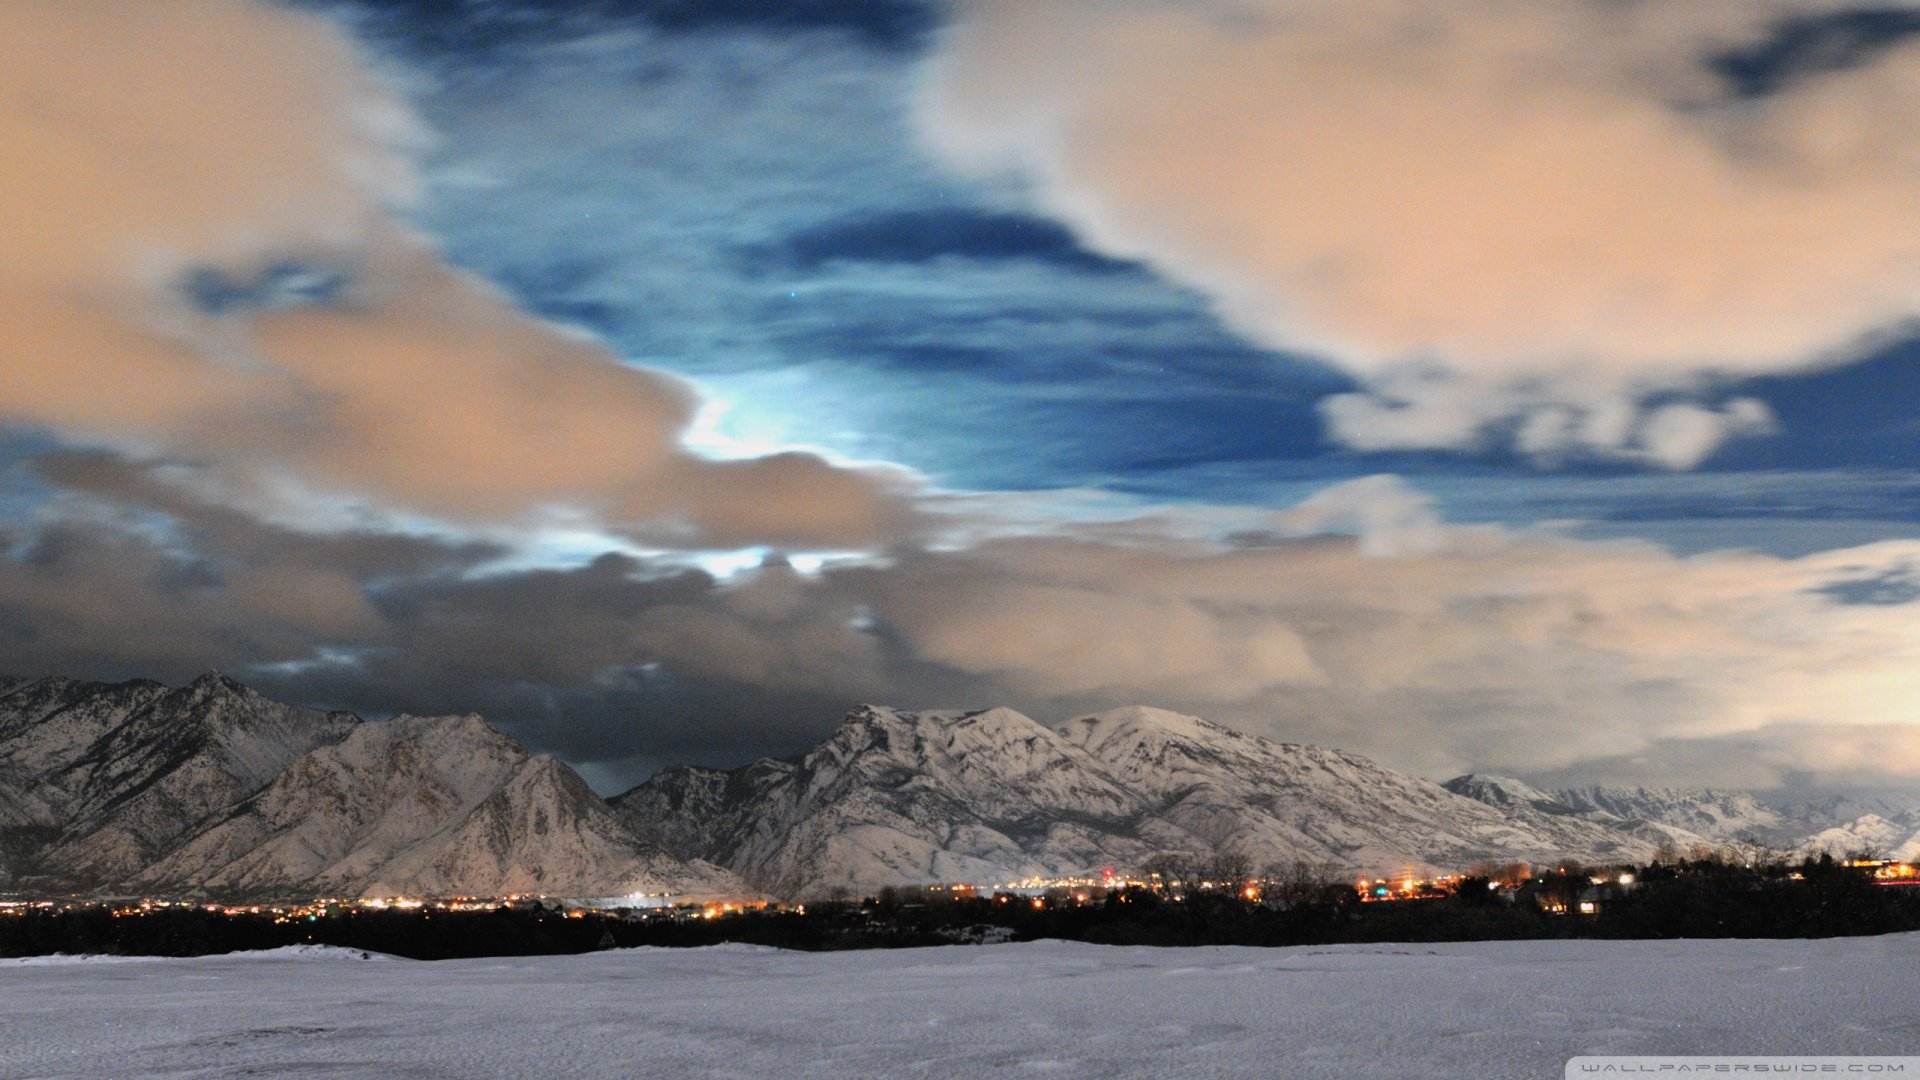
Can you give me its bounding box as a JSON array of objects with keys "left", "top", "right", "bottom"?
[
  {"left": 7, "top": 673, "right": 1916, "bottom": 904},
  {"left": 617, "top": 705, "right": 1678, "bottom": 898},
  {"left": 0, "top": 674, "right": 742, "bottom": 900},
  {"left": 1802, "top": 811, "right": 1920, "bottom": 861},
  {"left": 1445, "top": 775, "right": 1920, "bottom": 860},
  {"left": 1, "top": 934, "right": 1916, "bottom": 1079}
]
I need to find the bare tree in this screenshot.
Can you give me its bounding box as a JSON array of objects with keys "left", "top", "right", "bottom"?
[
  {"left": 1202, "top": 848, "right": 1254, "bottom": 892},
  {"left": 1140, "top": 852, "right": 1202, "bottom": 895},
  {"left": 1730, "top": 833, "right": 1791, "bottom": 872},
  {"left": 1465, "top": 859, "right": 1532, "bottom": 888},
  {"left": 1259, "top": 858, "right": 1351, "bottom": 903}
]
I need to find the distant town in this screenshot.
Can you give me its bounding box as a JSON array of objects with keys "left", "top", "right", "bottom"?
[{"left": 7, "top": 849, "right": 1919, "bottom": 959}]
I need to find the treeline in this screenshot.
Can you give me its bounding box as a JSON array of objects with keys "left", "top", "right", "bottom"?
[
  {"left": 0, "top": 906, "right": 846, "bottom": 961},
  {"left": 5, "top": 855, "right": 1917, "bottom": 960}
]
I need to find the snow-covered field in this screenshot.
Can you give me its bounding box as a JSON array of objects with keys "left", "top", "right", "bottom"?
[{"left": 4, "top": 935, "right": 1917, "bottom": 1079}]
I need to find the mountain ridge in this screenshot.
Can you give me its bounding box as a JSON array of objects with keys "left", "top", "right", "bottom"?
[
  {"left": 616, "top": 704, "right": 1695, "bottom": 899},
  {"left": 3, "top": 675, "right": 1909, "bottom": 903},
  {"left": 0, "top": 674, "right": 741, "bottom": 902}
]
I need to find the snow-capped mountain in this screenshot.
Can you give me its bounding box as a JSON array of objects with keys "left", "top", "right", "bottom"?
[
  {"left": 1798, "top": 811, "right": 1920, "bottom": 861},
  {"left": 137, "top": 714, "right": 738, "bottom": 900},
  {"left": 616, "top": 705, "right": 1152, "bottom": 900},
  {"left": 1441, "top": 774, "right": 1721, "bottom": 852},
  {"left": 9, "top": 672, "right": 1912, "bottom": 904},
  {"left": 614, "top": 705, "right": 1672, "bottom": 900},
  {"left": 1060, "top": 708, "right": 1664, "bottom": 871},
  {"left": 0, "top": 674, "right": 741, "bottom": 901},
  {"left": 1546, "top": 786, "right": 1788, "bottom": 843},
  {"left": 1440, "top": 775, "right": 1920, "bottom": 861},
  {"left": 0, "top": 673, "right": 358, "bottom": 887}
]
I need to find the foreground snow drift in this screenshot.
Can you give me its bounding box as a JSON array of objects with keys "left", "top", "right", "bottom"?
[{"left": 2, "top": 935, "right": 1917, "bottom": 1079}]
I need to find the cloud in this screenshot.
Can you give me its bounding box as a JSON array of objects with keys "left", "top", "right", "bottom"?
[
  {"left": 0, "top": 1, "right": 909, "bottom": 548},
  {"left": 916, "top": 0, "right": 1920, "bottom": 465},
  {"left": 7, "top": 2, "right": 1916, "bottom": 800},
  {"left": 7, "top": 459, "right": 1919, "bottom": 790},
  {"left": 361, "top": 10, "right": 1343, "bottom": 500},
  {"left": 827, "top": 498, "right": 1920, "bottom": 789},
  {"left": 1256, "top": 473, "right": 1447, "bottom": 556}
]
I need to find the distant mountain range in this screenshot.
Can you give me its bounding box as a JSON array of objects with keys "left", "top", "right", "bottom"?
[
  {"left": 0, "top": 674, "right": 737, "bottom": 902},
  {"left": 0, "top": 675, "right": 1909, "bottom": 902},
  {"left": 611, "top": 704, "right": 1670, "bottom": 898}
]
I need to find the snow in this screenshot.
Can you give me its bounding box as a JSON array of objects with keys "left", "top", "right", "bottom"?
[
  {"left": 2, "top": 934, "right": 1916, "bottom": 1078},
  {"left": 3, "top": 952, "right": 169, "bottom": 966},
  {"left": 622, "top": 703, "right": 1676, "bottom": 899},
  {"left": 1802, "top": 811, "right": 1920, "bottom": 861},
  {"left": 228, "top": 944, "right": 397, "bottom": 961},
  {"left": 1, "top": 944, "right": 393, "bottom": 967}
]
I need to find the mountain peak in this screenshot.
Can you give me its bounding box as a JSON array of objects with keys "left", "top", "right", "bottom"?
[
  {"left": 825, "top": 704, "right": 1053, "bottom": 760},
  {"left": 1058, "top": 705, "right": 1251, "bottom": 759},
  {"left": 1443, "top": 773, "right": 1553, "bottom": 804},
  {"left": 187, "top": 669, "right": 247, "bottom": 695}
]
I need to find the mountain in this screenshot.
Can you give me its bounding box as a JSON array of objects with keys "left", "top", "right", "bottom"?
[
  {"left": 0, "top": 674, "right": 741, "bottom": 902},
  {"left": 1440, "top": 775, "right": 1892, "bottom": 852},
  {"left": 616, "top": 705, "right": 1153, "bottom": 900},
  {"left": 11, "top": 672, "right": 1911, "bottom": 904},
  {"left": 614, "top": 704, "right": 1672, "bottom": 900},
  {"left": 1799, "top": 811, "right": 1920, "bottom": 861},
  {"left": 1440, "top": 774, "right": 1578, "bottom": 816},
  {"left": 137, "top": 714, "right": 738, "bottom": 900},
  {"left": 1546, "top": 786, "right": 1788, "bottom": 844},
  {"left": 1440, "top": 776, "right": 1920, "bottom": 865},
  {"left": 1059, "top": 708, "right": 1665, "bottom": 870},
  {"left": 0, "top": 673, "right": 358, "bottom": 888},
  {"left": 1441, "top": 774, "right": 1722, "bottom": 851}
]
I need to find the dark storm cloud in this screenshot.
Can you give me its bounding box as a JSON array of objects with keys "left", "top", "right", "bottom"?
[
  {"left": 0, "top": 452, "right": 493, "bottom": 684},
  {"left": 0, "top": 452, "right": 866, "bottom": 774},
  {"left": 2, "top": 451, "right": 915, "bottom": 776},
  {"left": 10, "top": 450, "right": 1920, "bottom": 793}
]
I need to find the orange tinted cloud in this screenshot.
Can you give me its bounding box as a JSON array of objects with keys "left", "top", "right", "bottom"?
[
  {"left": 0, "top": 0, "right": 910, "bottom": 548},
  {"left": 919, "top": 0, "right": 1920, "bottom": 464}
]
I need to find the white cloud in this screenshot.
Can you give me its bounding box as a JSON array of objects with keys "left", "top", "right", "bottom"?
[{"left": 917, "top": 0, "right": 1920, "bottom": 464}]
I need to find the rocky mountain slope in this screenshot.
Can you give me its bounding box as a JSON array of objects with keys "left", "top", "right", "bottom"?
[
  {"left": 1798, "top": 811, "right": 1920, "bottom": 861},
  {"left": 1440, "top": 774, "right": 1920, "bottom": 860},
  {"left": 615, "top": 706, "right": 1152, "bottom": 900},
  {"left": 0, "top": 673, "right": 358, "bottom": 887},
  {"left": 0, "top": 674, "right": 739, "bottom": 901},
  {"left": 8, "top": 673, "right": 1910, "bottom": 904},
  {"left": 614, "top": 705, "right": 1674, "bottom": 899}
]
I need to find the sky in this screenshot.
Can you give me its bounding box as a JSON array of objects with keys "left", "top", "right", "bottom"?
[{"left": 3, "top": 0, "right": 1920, "bottom": 795}]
